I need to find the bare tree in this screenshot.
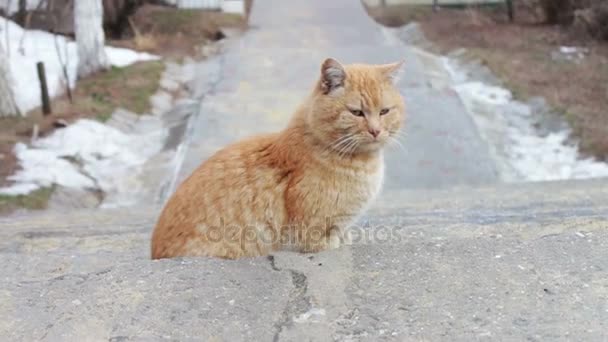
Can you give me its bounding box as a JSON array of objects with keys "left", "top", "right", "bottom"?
[
  {"left": 0, "top": 42, "right": 20, "bottom": 117},
  {"left": 16, "top": 0, "right": 27, "bottom": 25},
  {"left": 74, "top": 0, "right": 108, "bottom": 78}
]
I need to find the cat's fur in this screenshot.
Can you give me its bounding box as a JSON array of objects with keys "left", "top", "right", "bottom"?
[{"left": 151, "top": 58, "right": 405, "bottom": 259}]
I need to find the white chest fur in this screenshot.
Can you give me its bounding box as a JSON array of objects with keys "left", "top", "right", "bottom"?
[
  {"left": 359, "top": 154, "right": 385, "bottom": 209},
  {"left": 329, "top": 155, "right": 384, "bottom": 247},
  {"left": 300, "top": 153, "right": 386, "bottom": 221},
  {"left": 329, "top": 153, "right": 385, "bottom": 216}
]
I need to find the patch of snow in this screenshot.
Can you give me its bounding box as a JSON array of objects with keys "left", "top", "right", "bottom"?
[
  {"left": 0, "top": 119, "right": 167, "bottom": 207},
  {"left": 552, "top": 46, "right": 588, "bottom": 63},
  {"left": 394, "top": 27, "right": 608, "bottom": 182},
  {"left": 150, "top": 91, "right": 173, "bottom": 115},
  {"left": 560, "top": 46, "right": 589, "bottom": 55},
  {"left": 221, "top": 0, "right": 245, "bottom": 15},
  {"left": 9, "top": 143, "right": 96, "bottom": 190},
  {"left": 0, "top": 17, "right": 158, "bottom": 113},
  {"left": 104, "top": 46, "right": 158, "bottom": 68},
  {"left": 444, "top": 59, "right": 608, "bottom": 182},
  {"left": 453, "top": 82, "right": 511, "bottom": 106}
]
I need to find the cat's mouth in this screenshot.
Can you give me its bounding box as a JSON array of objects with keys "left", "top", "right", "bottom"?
[
  {"left": 357, "top": 137, "right": 389, "bottom": 152},
  {"left": 326, "top": 132, "right": 389, "bottom": 156}
]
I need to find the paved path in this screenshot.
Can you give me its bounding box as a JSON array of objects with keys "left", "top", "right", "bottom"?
[
  {"left": 2, "top": 180, "right": 608, "bottom": 340},
  {"left": 181, "top": 0, "right": 498, "bottom": 189}
]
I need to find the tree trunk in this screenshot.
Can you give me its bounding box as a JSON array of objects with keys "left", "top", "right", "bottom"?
[
  {"left": 0, "top": 43, "right": 20, "bottom": 117},
  {"left": 75, "top": 0, "right": 109, "bottom": 79},
  {"left": 541, "top": 0, "right": 574, "bottom": 25},
  {"left": 16, "top": 0, "right": 27, "bottom": 25}
]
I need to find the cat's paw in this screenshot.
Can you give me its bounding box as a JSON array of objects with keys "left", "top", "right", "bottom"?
[
  {"left": 327, "top": 231, "right": 342, "bottom": 250},
  {"left": 327, "top": 236, "right": 342, "bottom": 249},
  {"left": 342, "top": 229, "right": 353, "bottom": 246}
]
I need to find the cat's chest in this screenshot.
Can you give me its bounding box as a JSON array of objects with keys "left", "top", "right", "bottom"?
[
  {"left": 342, "top": 162, "right": 384, "bottom": 197},
  {"left": 312, "top": 160, "right": 385, "bottom": 213}
]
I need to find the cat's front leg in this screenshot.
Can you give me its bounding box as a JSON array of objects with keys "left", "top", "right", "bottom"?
[
  {"left": 327, "top": 228, "right": 342, "bottom": 250},
  {"left": 327, "top": 226, "right": 354, "bottom": 249},
  {"left": 287, "top": 221, "right": 337, "bottom": 253},
  {"left": 300, "top": 233, "right": 341, "bottom": 252}
]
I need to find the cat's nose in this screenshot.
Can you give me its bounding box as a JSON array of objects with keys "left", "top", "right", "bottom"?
[{"left": 368, "top": 128, "right": 381, "bottom": 138}]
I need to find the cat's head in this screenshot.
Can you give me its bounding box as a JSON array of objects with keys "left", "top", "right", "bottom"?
[{"left": 307, "top": 58, "right": 405, "bottom": 156}]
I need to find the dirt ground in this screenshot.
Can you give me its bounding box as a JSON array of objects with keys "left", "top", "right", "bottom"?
[
  {"left": 366, "top": 3, "right": 608, "bottom": 161},
  {"left": 0, "top": 5, "right": 248, "bottom": 213},
  {"left": 113, "top": 5, "right": 247, "bottom": 59}
]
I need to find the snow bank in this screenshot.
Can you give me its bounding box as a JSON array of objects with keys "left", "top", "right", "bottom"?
[
  {"left": 446, "top": 64, "right": 608, "bottom": 182},
  {"left": 0, "top": 119, "right": 167, "bottom": 204},
  {"left": 389, "top": 23, "right": 608, "bottom": 182},
  {"left": 0, "top": 17, "right": 158, "bottom": 113}
]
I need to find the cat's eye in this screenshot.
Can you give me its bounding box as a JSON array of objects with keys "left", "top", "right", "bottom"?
[
  {"left": 379, "top": 108, "right": 390, "bottom": 116},
  {"left": 349, "top": 109, "right": 365, "bottom": 117}
]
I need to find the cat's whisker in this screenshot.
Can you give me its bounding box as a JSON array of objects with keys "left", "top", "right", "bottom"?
[
  {"left": 388, "top": 136, "right": 408, "bottom": 154},
  {"left": 333, "top": 139, "right": 355, "bottom": 158},
  {"left": 389, "top": 135, "right": 405, "bottom": 146},
  {"left": 348, "top": 136, "right": 363, "bottom": 152},
  {"left": 338, "top": 137, "right": 360, "bottom": 158},
  {"left": 388, "top": 132, "right": 408, "bottom": 145},
  {"left": 325, "top": 134, "right": 356, "bottom": 155},
  {"left": 336, "top": 140, "right": 353, "bottom": 158},
  {"left": 332, "top": 134, "right": 354, "bottom": 146},
  {"left": 346, "top": 140, "right": 362, "bottom": 157},
  {"left": 331, "top": 134, "right": 361, "bottom": 157},
  {"left": 389, "top": 131, "right": 407, "bottom": 140}
]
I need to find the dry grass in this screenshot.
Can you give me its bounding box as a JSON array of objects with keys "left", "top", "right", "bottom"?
[
  {"left": 0, "top": 186, "right": 54, "bottom": 215},
  {"left": 116, "top": 5, "right": 248, "bottom": 58},
  {"left": 365, "top": 5, "right": 433, "bottom": 27},
  {"left": 0, "top": 61, "right": 164, "bottom": 133},
  {"left": 133, "top": 33, "right": 159, "bottom": 51},
  {"left": 366, "top": 4, "right": 608, "bottom": 160}
]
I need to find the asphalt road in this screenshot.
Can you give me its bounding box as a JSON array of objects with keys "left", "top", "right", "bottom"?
[{"left": 180, "top": 0, "right": 499, "bottom": 189}]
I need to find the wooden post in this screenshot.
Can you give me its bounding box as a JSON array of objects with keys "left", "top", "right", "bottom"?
[
  {"left": 506, "top": 0, "right": 514, "bottom": 22},
  {"left": 36, "top": 62, "right": 52, "bottom": 116}
]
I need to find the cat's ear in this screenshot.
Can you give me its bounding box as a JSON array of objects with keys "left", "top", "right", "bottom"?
[
  {"left": 379, "top": 61, "right": 405, "bottom": 84},
  {"left": 320, "top": 58, "right": 346, "bottom": 95}
]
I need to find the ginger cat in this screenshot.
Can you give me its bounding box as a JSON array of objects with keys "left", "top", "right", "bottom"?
[{"left": 151, "top": 58, "right": 405, "bottom": 259}]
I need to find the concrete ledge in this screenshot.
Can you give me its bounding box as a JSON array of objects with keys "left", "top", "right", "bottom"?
[{"left": 2, "top": 180, "right": 608, "bottom": 340}]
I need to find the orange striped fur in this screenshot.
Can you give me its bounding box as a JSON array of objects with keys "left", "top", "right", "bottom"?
[{"left": 151, "top": 59, "right": 405, "bottom": 259}]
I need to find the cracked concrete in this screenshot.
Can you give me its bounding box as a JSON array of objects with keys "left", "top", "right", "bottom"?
[
  {"left": 2, "top": 181, "right": 608, "bottom": 340},
  {"left": 268, "top": 255, "right": 312, "bottom": 342}
]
